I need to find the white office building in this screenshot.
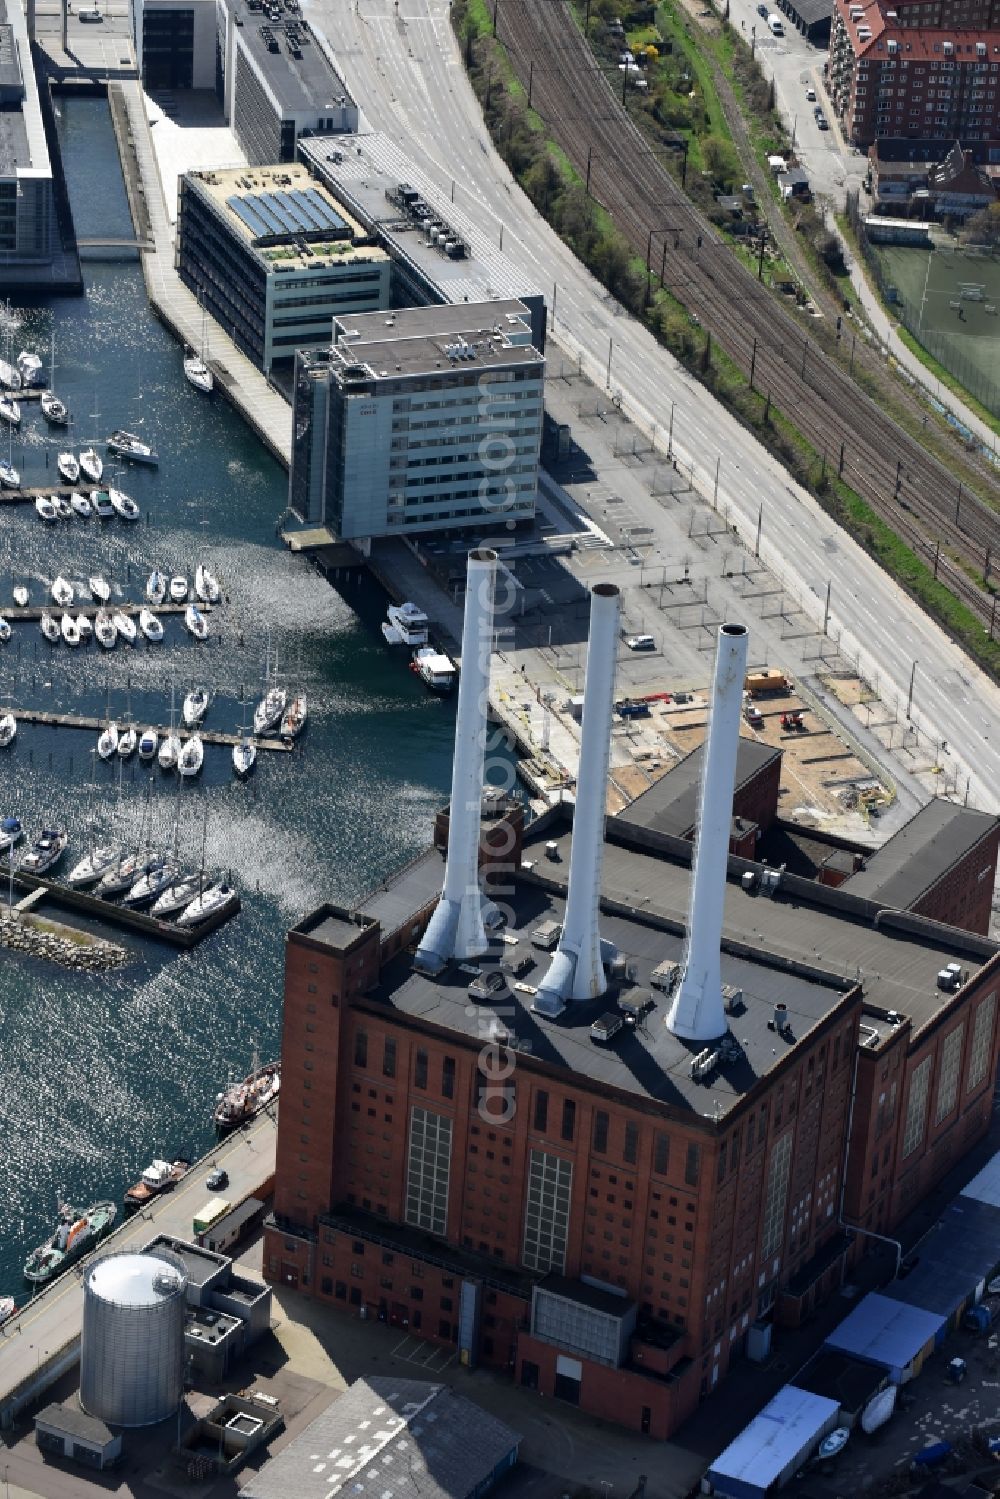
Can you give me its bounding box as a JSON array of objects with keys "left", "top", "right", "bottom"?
[{"left": 289, "top": 302, "right": 544, "bottom": 542}]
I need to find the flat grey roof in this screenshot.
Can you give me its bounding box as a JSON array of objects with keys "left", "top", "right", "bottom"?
[
  {"left": 537, "top": 1274, "right": 634, "bottom": 1318},
  {"left": 231, "top": 0, "right": 352, "bottom": 114},
  {"left": 356, "top": 848, "right": 443, "bottom": 941},
  {"left": 299, "top": 133, "right": 544, "bottom": 309},
  {"left": 295, "top": 905, "right": 375, "bottom": 949},
  {"left": 36, "top": 1402, "right": 115, "bottom": 1446},
  {"left": 334, "top": 334, "right": 541, "bottom": 380},
  {"left": 0, "top": 18, "right": 23, "bottom": 94},
  {"left": 0, "top": 109, "right": 29, "bottom": 174},
  {"left": 241, "top": 1377, "right": 519, "bottom": 1499},
  {"left": 618, "top": 738, "right": 780, "bottom": 839},
  {"left": 845, "top": 800, "right": 998, "bottom": 909},
  {"left": 143, "top": 1235, "right": 225, "bottom": 1287},
  {"left": 336, "top": 300, "right": 533, "bottom": 342},
  {"left": 786, "top": 0, "right": 832, "bottom": 25}
]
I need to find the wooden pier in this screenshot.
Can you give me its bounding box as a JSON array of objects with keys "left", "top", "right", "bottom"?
[
  {"left": 9, "top": 867, "right": 241, "bottom": 948},
  {"left": 10, "top": 707, "right": 291, "bottom": 752},
  {"left": 0, "top": 482, "right": 94, "bottom": 505},
  {"left": 2, "top": 601, "right": 192, "bottom": 622}
]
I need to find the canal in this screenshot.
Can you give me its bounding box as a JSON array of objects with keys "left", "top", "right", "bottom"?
[{"left": 0, "top": 96, "right": 463, "bottom": 1296}]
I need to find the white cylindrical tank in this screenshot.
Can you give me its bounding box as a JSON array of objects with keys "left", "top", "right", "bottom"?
[
  {"left": 535, "top": 582, "right": 620, "bottom": 1015},
  {"left": 667, "top": 622, "right": 749, "bottom": 1041},
  {"left": 415, "top": 548, "right": 498, "bottom": 973},
  {"left": 80, "top": 1249, "right": 188, "bottom": 1427}
]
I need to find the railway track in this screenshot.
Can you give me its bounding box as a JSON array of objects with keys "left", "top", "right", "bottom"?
[{"left": 495, "top": 0, "right": 1000, "bottom": 629}]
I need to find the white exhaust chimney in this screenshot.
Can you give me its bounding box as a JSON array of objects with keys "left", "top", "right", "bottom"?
[
  {"left": 667, "top": 622, "right": 749, "bottom": 1042},
  {"left": 534, "top": 583, "right": 620, "bottom": 1017},
  {"left": 415, "top": 549, "right": 497, "bottom": 975}
]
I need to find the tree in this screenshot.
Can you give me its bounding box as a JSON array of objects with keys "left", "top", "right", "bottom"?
[
  {"left": 962, "top": 202, "right": 1000, "bottom": 249},
  {"left": 523, "top": 154, "right": 563, "bottom": 215}
]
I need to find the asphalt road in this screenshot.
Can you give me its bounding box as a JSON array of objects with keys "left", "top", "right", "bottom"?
[{"left": 308, "top": 0, "right": 1000, "bottom": 813}]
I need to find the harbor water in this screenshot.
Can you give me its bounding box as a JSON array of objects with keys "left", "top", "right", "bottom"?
[{"left": 0, "top": 97, "right": 465, "bottom": 1297}]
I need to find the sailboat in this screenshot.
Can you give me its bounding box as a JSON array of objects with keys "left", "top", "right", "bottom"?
[
  {"left": 70, "top": 492, "right": 93, "bottom": 519},
  {"left": 89, "top": 574, "right": 110, "bottom": 603},
  {"left": 51, "top": 576, "right": 73, "bottom": 608},
  {"left": 97, "top": 722, "right": 119, "bottom": 760},
  {"left": 34, "top": 496, "right": 57, "bottom": 523},
  {"left": 67, "top": 844, "right": 120, "bottom": 888},
  {"left": 233, "top": 701, "right": 255, "bottom": 778},
  {"left": 158, "top": 687, "right": 181, "bottom": 770},
  {"left": 184, "top": 303, "right": 214, "bottom": 395},
  {"left": 94, "top": 610, "right": 117, "bottom": 649},
  {"left": 138, "top": 727, "right": 158, "bottom": 761},
  {"left": 0, "top": 712, "right": 16, "bottom": 748},
  {"left": 177, "top": 735, "right": 204, "bottom": 778},
  {"left": 138, "top": 608, "right": 163, "bottom": 643},
  {"left": 146, "top": 570, "right": 166, "bottom": 605},
  {"left": 184, "top": 604, "right": 208, "bottom": 640},
  {"left": 0, "top": 394, "right": 21, "bottom": 427},
  {"left": 40, "top": 330, "right": 69, "bottom": 425},
  {"left": 109, "top": 487, "right": 140, "bottom": 522},
  {"left": 57, "top": 452, "right": 79, "bottom": 484},
  {"left": 117, "top": 724, "right": 138, "bottom": 759},
  {"left": 79, "top": 393, "right": 103, "bottom": 483},
  {"left": 0, "top": 615, "right": 9, "bottom": 644},
  {"left": 182, "top": 687, "right": 210, "bottom": 727},
  {"left": 112, "top": 610, "right": 137, "bottom": 645},
  {"left": 39, "top": 612, "right": 60, "bottom": 644},
  {"left": 75, "top": 613, "right": 93, "bottom": 642},
  {"left": 60, "top": 613, "right": 80, "bottom": 647},
  {"left": 0, "top": 387, "right": 18, "bottom": 488},
  {"left": 194, "top": 564, "right": 220, "bottom": 605}
]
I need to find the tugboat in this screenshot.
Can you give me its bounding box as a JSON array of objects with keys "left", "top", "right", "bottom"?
[
  {"left": 123, "top": 1156, "right": 190, "bottom": 1212},
  {"left": 23, "top": 1200, "right": 117, "bottom": 1285},
  {"left": 214, "top": 1059, "right": 280, "bottom": 1132}
]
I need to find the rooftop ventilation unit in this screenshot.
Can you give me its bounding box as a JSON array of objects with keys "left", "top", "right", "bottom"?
[
  {"left": 533, "top": 584, "right": 621, "bottom": 1017},
  {"left": 414, "top": 551, "right": 499, "bottom": 975},
  {"left": 666, "top": 623, "right": 750, "bottom": 1042}
]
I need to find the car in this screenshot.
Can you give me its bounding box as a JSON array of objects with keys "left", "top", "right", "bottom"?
[
  {"left": 206, "top": 1167, "right": 228, "bottom": 1191},
  {"left": 625, "top": 633, "right": 655, "bottom": 651},
  {"left": 805, "top": 85, "right": 816, "bottom": 100},
  {"left": 744, "top": 703, "right": 764, "bottom": 727},
  {"left": 816, "top": 114, "right": 829, "bottom": 130},
  {"left": 813, "top": 104, "right": 824, "bottom": 118},
  {"left": 78, "top": 6, "right": 104, "bottom": 18},
  {"left": 757, "top": 4, "right": 769, "bottom": 15}
]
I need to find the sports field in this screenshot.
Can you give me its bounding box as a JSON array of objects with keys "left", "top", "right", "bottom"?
[{"left": 876, "top": 244, "right": 1000, "bottom": 414}]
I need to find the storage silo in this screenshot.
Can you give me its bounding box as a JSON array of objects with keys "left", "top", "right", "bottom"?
[{"left": 80, "top": 1248, "right": 188, "bottom": 1427}]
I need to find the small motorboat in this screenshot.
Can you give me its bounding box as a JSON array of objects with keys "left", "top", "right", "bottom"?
[
  {"left": 94, "top": 610, "right": 117, "bottom": 649},
  {"left": 233, "top": 736, "right": 256, "bottom": 778},
  {"left": 107, "top": 429, "right": 158, "bottom": 466},
  {"left": 97, "top": 722, "right": 119, "bottom": 760},
  {"left": 138, "top": 608, "right": 163, "bottom": 643},
  {"left": 169, "top": 575, "right": 188, "bottom": 603},
  {"left": 40, "top": 391, "right": 68, "bottom": 425},
  {"left": 146, "top": 570, "right": 166, "bottom": 605},
  {"left": 177, "top": 881, "right": 238, "bottom": 928},
  {"left": 75, "top": 613, "right": 93, "bottom": 642},
  {"left": 0, "top": 615, "right": 10, "bottom": 643},
  {"left": 0, "top": 816, "right": 23, "bottom": 851},
  {"left": 70, "top": 492, "right": 93, "bottom": 519},
  {"left": 92, "top": 489, "right": 114, "bottom": 520},
  {"left": 109, "top": 488, "right": 140, "bottom": 522},
  {"left": 184, "top": 353, "right": 214, "bottom": 395},
  {"left": 57, "top": 452, "right": 80, "bottom": 484},
  {"left": 254, "top": 686, "right": 286, "bottom": 736},
  {"left": 280, "top": 694, "right": 307, "bottom": 740},
  {"left": 177, "top": 735, "right": 204, "bottom": 778},
  {"left": 138, "top": 726, "right": 158, "bottom": 761},
  {"left": 112, "top": 610, "right": 137, "bottom": 645},
  {"left": 89, "top": 574, "right": 110, "bottom": 603},
  {"left": 0, "top": 460, "right": 19, "bottom": 488},
  {"left": 60, "top": 613, "right": 80, "bottom": 647},
  {"left": 79, "top": 448, "right": 103, "bottom": 484},
  {"left": 152, "top": 873, "right": 203, "bottom": 917},
  {"left": 117, "top": 724, "right": 138, "bottom": 759},
  {"left": 18, "top": 827, "right": 67, "bottom": 874},
  {"left": 194, "top": 564, "right": 220, "bottom": 604},
  {"left": 12, "top": 586, "right": 28, "bottom": 607},
  {"left": 35, "top": 495, "right": 57, "bottom": 524},
  {"left": 39, "top": 611, "right": 60, "bottom": 644},
  {"left": 860, "top": 1387, "right": 897, "bottom": 1435},
  {"left": 182, "top": 687, "right": 210, "bottom": 727},
  {"left": 0, "top": 715, "right": 16, "bottom": 749},
  {"left": 54, "top": 495, "right": 73, "bottom": 521},
  {"left": 17, "top": 351, "right": 42, "bottom": 387},
  {"left": 184, "top": 604, "right": 208, "bottom": 641},
  {"left": 51, "top": 576, "right": 73, "bottom": 608},
  {"left": 158, "top": 730, "right": 181, "bottom": 771},
  {"left": 66, "top": 845, "right": 120, "bottom": 888},
  {"left": 818, "top": 1428, "right": 850, "bottom": 1460},
  {"left": 0, "top": 395, "right": 21, "bottom": 427}
]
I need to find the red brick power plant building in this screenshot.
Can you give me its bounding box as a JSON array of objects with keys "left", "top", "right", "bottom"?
[{"left": 264, "top": 554, "right": 1000, "bottom": 1440}]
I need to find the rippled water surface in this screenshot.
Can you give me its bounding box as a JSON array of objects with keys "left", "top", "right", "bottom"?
[{"left": 0, "top": 98, "right": 460, "bottom": 1295}]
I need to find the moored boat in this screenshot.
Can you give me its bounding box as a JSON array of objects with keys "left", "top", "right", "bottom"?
[
  {"left": 0, "top": 714, "right": 15, "bottom": 749},
  {"left": 233, "top": 735, "right": 256, "bottom": 778},
  {"left": 184, "top": 354, "right": 214, "bottom": 395},
  {"left": 106, "top": 429, "right": 158, "bottom": 465},
  {"left": 0, "top": 815, "right": 22, "bottom": 851},
  {"left": 412, "top": 645, "right": 457, "bottom": 694},
  {"left": 97, "top": 722, "right": 118, "bottom": 760},
  {"left": 39, "top": 611, "right": 60, "bottom": 643},
  {"left": 35, "top": 495, "right": 57, "bottom": 524},
  {"left": 112, "top": 610, "right": 137, "bottom": 645},
  {"left": 146, "top": 570, "right": 166, "bottom": 605},
  {"left": 66, "top": 845, "right": 120, "bottom": 887},
  {"left": 56, "top": 452, "right": 79, "bottom": 484},
  {"left": 169, "top": 575, "right": 188, "bottom": 603},
  {"left": 94, "top": 609, "right": 117, "bottom": 649},
  {"left": 280, "top": 694, "right": 307, "bottom": 740},
  {"left": 253, "top": 685, "right": 286, "bottom": 736},
  {"left": 76, "top": 613, "right": 93, "bottom": 642},
  {"left": 213, "top": 1058, "right": 279, "bottom": 1129},
  {"left": 182, "top": 687, "right": 210, "bottom": 727},
  {"left": 0, "top": 395, "right": 21, "bottom": 427},
  {"left": 92, "top": 489, "right": 114, "bottom": 520},
  {"left": 60, "top": 613, "right": 80, "bottom": 647},
  {"left": 0, "top": 459, "right": 19, "bottom": 488},
  {"left": 158, "top": 729, "right": 181, "bottom": 771},
  {"left": 138, "top": 608, "right": 163, "bottom": 643},
  {"left": 18, "top": 827, "right": 67, "bottom": 874},
  {"left": 40, "top": 391, "right": 68, "bottom": 425},
  {"left": 23, "top": 1200, "right": 117, "bottom": 1286},
  {"left": 138, "top": 726, "right": 158, "bottom": 760},
  {"left": 184, "top": 603, "right": 208, "bottom": 640},
  {"left": 88, "top": 574, "right": 110, "bottom": 603},
  {"left": 109, "top": 487, "right": 140, "bottom": 521},
  {"left": 70, "top": 492, "right": 93, "bottom": 519},
  {"left": 123, "top": 1156, "right": 190, "bottom": 1211},
  {"left": 117, "top": 724, "right": 138, "bottom": 759},
  {"left": 123, "top": 861, "right": 179, "bottom": 907},
  {"left": 177, "top": 735, "right": 204, "bottom": 778},
  {"left": 51, "top": 575, "right": 73, "bottom": 608},
  {"left": 79, "top": 447, "right": 103, "bottom": 484},
  {"left": 194, "top": 563, "right": 220, "bottom": 604},
  {"left": 383, "top": 600, "right": 429, "bottom": 647},
  {"left": 151, "top": 872, "right": 203, "bottom": 917}
]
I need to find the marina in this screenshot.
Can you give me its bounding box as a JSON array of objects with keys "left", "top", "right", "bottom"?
[
  {"left": 7, "top": 867, "right": 242, "bottom": 947},
  {"left": 6, "top": 707, "right": 291, "bottom": 752}
]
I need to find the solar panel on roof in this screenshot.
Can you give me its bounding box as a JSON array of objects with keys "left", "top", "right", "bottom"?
[
  {"left": 257, "top": 192, "right": 301, "bottom": 233},
  {"left": 287, "top": 191, "right": 326, "bottom": 230},
  {"left": 303, "top": 188, "right": 347, "bottom": 233},
  {"left": 226, "top": 195, "right": 274, "bottom": 238}
]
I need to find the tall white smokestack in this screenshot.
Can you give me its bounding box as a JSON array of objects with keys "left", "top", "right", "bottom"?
[
  {"left": 667, "top": 622, "right": 749, "bottom": 1042},
  {"left": 414, "top": 549, "right": 497, "bottom": 975},
  {"left": 534, "top": 583, "right": 620, "bottom": 1017}
]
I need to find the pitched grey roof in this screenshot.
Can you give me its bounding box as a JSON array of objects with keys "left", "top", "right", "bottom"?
[
  {"left": 241, "top": 1377, "right": 520, "bottom": 1499},
  {"left": 845, "top": 800, "right": 998, "bottom": 909}
]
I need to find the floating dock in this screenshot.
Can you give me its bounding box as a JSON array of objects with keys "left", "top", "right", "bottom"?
[
  {"left": 0, "top": 481, "right": 97, "bottom": 505},
  {"left": 1, "top": 601, "right": 192, "bottom": 622},
  {"left": 10, "top": 707, "right": 291, "bottom": 752},
  {"left": 9, "top": 867, "right": 241, "bottom": 948}
]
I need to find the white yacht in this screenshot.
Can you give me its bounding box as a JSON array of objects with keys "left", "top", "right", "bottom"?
[
  {"left": 39, "top": 611, "right": 60, "bottom": 643},
  {"left": 0, "top": 358, "right": 20, "bottom": 390},
  {"left": 177, "top": 735, "right": 204, "bottom": 778},
  {"left": 412, "top": 646, "right": 457, "bottom": 695},
  {"left": 146, "top": 570, "right": 166, "bottom": 605},
  {"left": 0, "top": 714, "right": 16, "bottom": 748},
  {"left": 54, "top": 495, "right": 73, "bottom": 520},
  {"left": 92, "top": 489, "right": 114, "bottom": 520},
  {"left": 97, "top": 722, "right": 119, "bottom": 760},
  {"left": 109, "top": 488, "right": 140, "bottom": 521},
  {"left": 383, "top": 600, "right": 429, "bottom": 646},
  {"left": 183, "top": 353, "right": 214, "bottom": 395},
  {"left": 233, "top": 736, "right": 256, "bottom": 778},
  {"left": 0, "top": 460, "right": 19, "bottom": 488},
  {"left": 89, "top": 574, "right": 110, "bottom": 603},
  {"left": 57, "top": 452, "right": 79, "bottom": 484},
  {"left": 94, "top": 609, "right": 117, "bottom": 649},
  {"left": 50, "top": 576, "right": 73, "bottom": 608},
  {"left": 138, "top": 608, "right": 163, "bottom": 643},
  {"left": 16, "top": 351, "right": 42, "bottom": 387},
  {"left": 117, "top": 724, "right": 138, "bottom": 759},
  {"left": 66, "top": 845, "right": 119, "bottom": 888},
  {"left": 0, "top": 615, "right": 10, "bottom": 643},
  {"left": 112, "top": 610, "right": 137, "bottom": 644},
  {"left": 124, "top": 861, "right": 179, "bottom": 907},
  {"left": 152, "top": 873, "right": 203, "bottom": 917},
  {"left": 184, "top": 604, "right": 208, "bottom": 640},
  {"left": 0, "top": 815, "right": 22, "bottom": 849},
  {"left": 138, "top": 727, "right": 158, "bottom": 761},
  {"left": 177, "top": 882, "right": 237, "bottom": 927},
  {"left": 60, "top": 613, "right": 80, "bottom": 647},
  {"left": 194, "top": 564, "right": 220, "bottom": 604},
  {"left": 75, "top": 613, "right": 93, "bottom": 642},
  {"left": 12, "top": 586, "right": 27, "bottom": 607},
  {"left": 169, "top": 575, "right": 188, "bottom": 602},
  {"left": 0, "top": 395, "right": 21, "bottom": 427},
  {"left": 79, "top": 448, "right": 103, "bottom": 485},
  {"left": 158, "top": 729, "right": 181, "bottom": 770},
  {"left": 182, "top": 687, "right": 210, "bottom": 727},
  {"left": 253, "top": 685, "right": 286, "bottom": 736},
  {"left": 70, "top": 492, "right": 93, "bottom": 519},
  {"left": 40, "top": 391, "right": 69, "bottom": 425},
  {"left": 107, "top": 429, "right": 158, "bottom": 466}
]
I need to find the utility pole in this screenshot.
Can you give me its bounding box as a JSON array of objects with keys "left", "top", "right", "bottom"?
[
  {"left": 755, "top": 502, "right": 762, "bottom": 558},
  {"left": 823, "top": 580, "right": 831, "bottom": 635},
  {"left": 606, "top": 335, "right": 613, "bottom": 390},
  {"left": 586, "top": 145, "right": 593, "bottom": 196},
  {"left": 956, "top": 483, "right": 963, "bottom": 527},
  {"left": 667, "top": 400, "right": 674, "bottom": 459},
  {"left": 749, "top": 335, "right": 757, "bottom": 390},
  {"left": 713, "top": 455, "right": 720, "bottom": 508},
  {"left": 906, "top": 659, "right": 916, "bottom": 720},
  {"left": 527, "top": 59, "right": 534, "bottom": 107},
  {"left": 757, "top": 229, "right": 766, "bottom": 281}
]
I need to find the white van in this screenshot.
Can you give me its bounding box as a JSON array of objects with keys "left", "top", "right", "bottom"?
[{"left": 768, "top": 13, "right": 784, "bottom": 32}]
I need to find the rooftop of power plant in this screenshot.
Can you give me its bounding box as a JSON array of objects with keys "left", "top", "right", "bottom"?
[
  {"left": 298, "top": 132, "right": 545, "bottom": 311},
  {"left": 185, "top": 164, "right": 388, "bottom": 274},
  {"left": 309, "top": 805, "right": 995, "bottom": 1122}
]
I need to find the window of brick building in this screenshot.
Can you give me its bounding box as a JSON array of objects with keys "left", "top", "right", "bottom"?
[
  {"left": 654, "top": 1132, "right": 669, "bottom": 1174},
  {"left": 594, "top": 1111, "right": 609, "bottom": 1154},
  {"left": 354, "top": 1030, "right": 367, "bottom": 1069},
  {"left": 624, "top": 1122, "right": 638, "bottom": 1165},
  {"left": 522, "top": 1149, "right": 573, "bottom": 1273},
  {"left": 405, "top": 1106, "right": 453, "bottom": 1235},
  {"left": 534, "top": 1090, "right": 549, "bottom": 1133},
  {"left": 935, "top": 1023, "right": 965, "bottom": 1124},
  {"left": 562, "top": 1099, "right": 576, "bottom": 1142},
  {"left": 902, "top": 1056, "right": 932, "bottom": 1159},
  {"left": 415, "top": 1049, "right": 429, "bottom": 1090},
  {"left": 442, "top": 1056, "right": 456, "bottom": 1100},
  {"left": 967, "top": 992, "right": 997, "bottom": 1094},
  {"left": 684, "top": 1143, "right": 700, "bottom": 1187},
  {"left": 383, "top": 1037, "right": 397, "bottom": 1079}
]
